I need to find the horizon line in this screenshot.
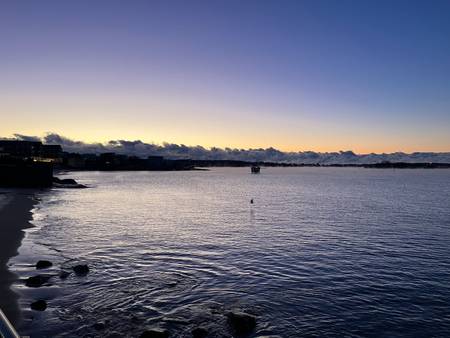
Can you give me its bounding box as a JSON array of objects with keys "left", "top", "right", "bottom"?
[{"left": 2, "top": 132, "right": 449, "bottom": 156}]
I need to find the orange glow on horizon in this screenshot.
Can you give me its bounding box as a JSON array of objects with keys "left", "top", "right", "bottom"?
[{"left": 1, "top": 127, "right": 449, "bottom": 154}]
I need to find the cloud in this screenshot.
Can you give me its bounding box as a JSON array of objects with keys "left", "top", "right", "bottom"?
[
  {"left": 5, "top": 133, "right": 450, "bottom": 164},
  {"left": 13, "top": 134, "right": 41, "bottom": 142}
]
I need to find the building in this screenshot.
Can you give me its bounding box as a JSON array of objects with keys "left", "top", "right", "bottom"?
[
  {"left": 0, "top": 140, "right": 62, "bottom": 162},
  {"left": 0, "top": 140, "right": 42, "bottom": 158},
  {"left": 40, "top": 144, "right": 63, "bottom": 159}
]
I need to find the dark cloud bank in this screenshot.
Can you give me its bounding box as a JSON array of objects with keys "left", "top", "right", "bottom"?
[{"left": 11, "top": 133, "right": 450, "bottom": 164}]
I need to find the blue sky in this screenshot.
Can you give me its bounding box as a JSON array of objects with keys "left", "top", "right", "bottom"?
[{"left": 1, "top": 0, "right": 449, "bottom": 152}]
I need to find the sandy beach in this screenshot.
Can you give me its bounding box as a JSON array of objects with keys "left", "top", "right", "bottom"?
[{"left": 0, "top": 191, "right": 36, "bottom": 327}]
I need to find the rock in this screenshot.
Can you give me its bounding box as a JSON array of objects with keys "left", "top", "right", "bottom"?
[
  {"left": 227, "top": 312, "right": 256, "bottom": 336},
  {"left": 25, "top": 275, "right": 50, "bottom": 287},
  {"left": 93, "top": 321, "right": 106, "bottom": 330},
  {"left": 36, "top": 260, "right": 53, "bottom": 269},
  {"left": 73, "top": 264, "right": 89, "bottom": 276},
  {"left": 192, "top": 327, "right": 208, "bottom": 338},
  {"left": 53, "top": 177, "right": 78, "bottom": 185},
  {"left": 53, "top": 177, "right": 87, "bottom": 188},
  {"left": 139, "top": 328, "right": 169, "bottom": 338},
  {"left": 59, "top": 270, "right": 71, "bottom": 279},
  {"left": 30, "top": 300, "right": 47, "bottom": 311}
]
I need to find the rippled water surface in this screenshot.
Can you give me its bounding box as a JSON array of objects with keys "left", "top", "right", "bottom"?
[{"left": 11, "top": 168, "right": 450, "bottom": 337}]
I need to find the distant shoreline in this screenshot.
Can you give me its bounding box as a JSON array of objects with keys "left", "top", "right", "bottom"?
[
  {"left": 57, "top": 160, "right": 450, "bottom": 171},
  {"left": 0, "top": 192, "right": 37, "bottom": 327}
]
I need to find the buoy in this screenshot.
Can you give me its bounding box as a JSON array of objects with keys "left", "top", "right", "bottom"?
[{"left": 250, "top": 199, "right": 254, "bottom": 204}]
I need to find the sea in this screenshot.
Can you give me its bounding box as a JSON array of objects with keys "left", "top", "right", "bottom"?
[{"left": 9, "top": 167, "right": 450, "bottom": 337}]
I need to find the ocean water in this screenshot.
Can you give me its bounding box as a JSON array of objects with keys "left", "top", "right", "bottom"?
[{"left": 10, "top": 167, "right": 450, "bottom": 338}]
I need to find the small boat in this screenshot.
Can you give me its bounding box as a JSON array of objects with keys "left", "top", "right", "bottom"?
[{"left": 251, "top": 165, "right": 260, "bottom": 174}]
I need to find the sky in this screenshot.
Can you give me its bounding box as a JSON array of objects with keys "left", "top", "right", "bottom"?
[{"left": 1, "top": 0, "right": 449, "bottom": 153}]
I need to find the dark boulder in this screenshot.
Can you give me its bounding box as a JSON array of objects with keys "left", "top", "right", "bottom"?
[
  {"left": 25, "top": 275, "right": 50, "bottom": 287},
  {"left": 73, "top": 264, "right": 90, "bottom": 276},
  {"left": 53, "top": 177, "right": 87, "bottom": 188},
  {"left": 227, "top": 312, "right": 256, "bottom": 336},
  {"left": 192, "top": 327, "right": 208, "bottom": 338},
  {"left": 53, "top": 177, "right": 78, "bottom": 185},
  {"left": 139, "top": 328, "right": 169, "bottom": 338},
  {"left": 36, "top": 260, "right": 53, "bottom": 269},
  {"left": 30, "top": 300, "right": 47, "bottom": 311},
  {"left": 93, "top": 321, "right": 106, "bottom": 330}
]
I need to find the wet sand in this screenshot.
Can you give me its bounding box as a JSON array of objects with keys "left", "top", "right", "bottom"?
[{"left": 0, "top": 192, "right": 36, "bottom": 327}]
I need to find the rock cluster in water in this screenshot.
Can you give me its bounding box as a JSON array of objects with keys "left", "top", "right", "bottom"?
[
  {"left": 24, "top": 261, "right": 92, "bottom": 316},
  {"left": 25, "top": 260, "right": 259, "bottom": 337}
]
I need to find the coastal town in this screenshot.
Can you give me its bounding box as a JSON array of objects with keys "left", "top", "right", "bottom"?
[
  {"left": 1, "top": 139, "right": 449, "bottom": 188},
  {"left": 0, "top": 139, "right": 197, "bottom": 187}
]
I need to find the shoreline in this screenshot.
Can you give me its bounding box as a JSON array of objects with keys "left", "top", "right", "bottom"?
[{"left": 0, "top": 191, "right": 37, "bottom": 327}]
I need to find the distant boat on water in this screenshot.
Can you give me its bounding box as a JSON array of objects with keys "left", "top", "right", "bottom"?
[{"left": 251, "top": 165, "right": 260, "bottom": 174}]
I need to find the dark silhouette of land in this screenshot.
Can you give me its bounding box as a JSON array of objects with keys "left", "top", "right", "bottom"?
[
  {"left": 0, "top": 157, "right": 53, "bottom": 187},
  {"left": 362, "top": 161, "right": 450, "bottom": 169},
  {"left": 1, "top": 140, "right": 450, "bottom": 188}
]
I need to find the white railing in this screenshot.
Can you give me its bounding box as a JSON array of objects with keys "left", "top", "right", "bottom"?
[{"left": 0, "top": 309, "right": 20, "bottom": 338}]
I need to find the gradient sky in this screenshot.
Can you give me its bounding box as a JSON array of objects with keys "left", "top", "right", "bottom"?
[{"left": 1, "top": 0, "right": 449, "bottom": 153}]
